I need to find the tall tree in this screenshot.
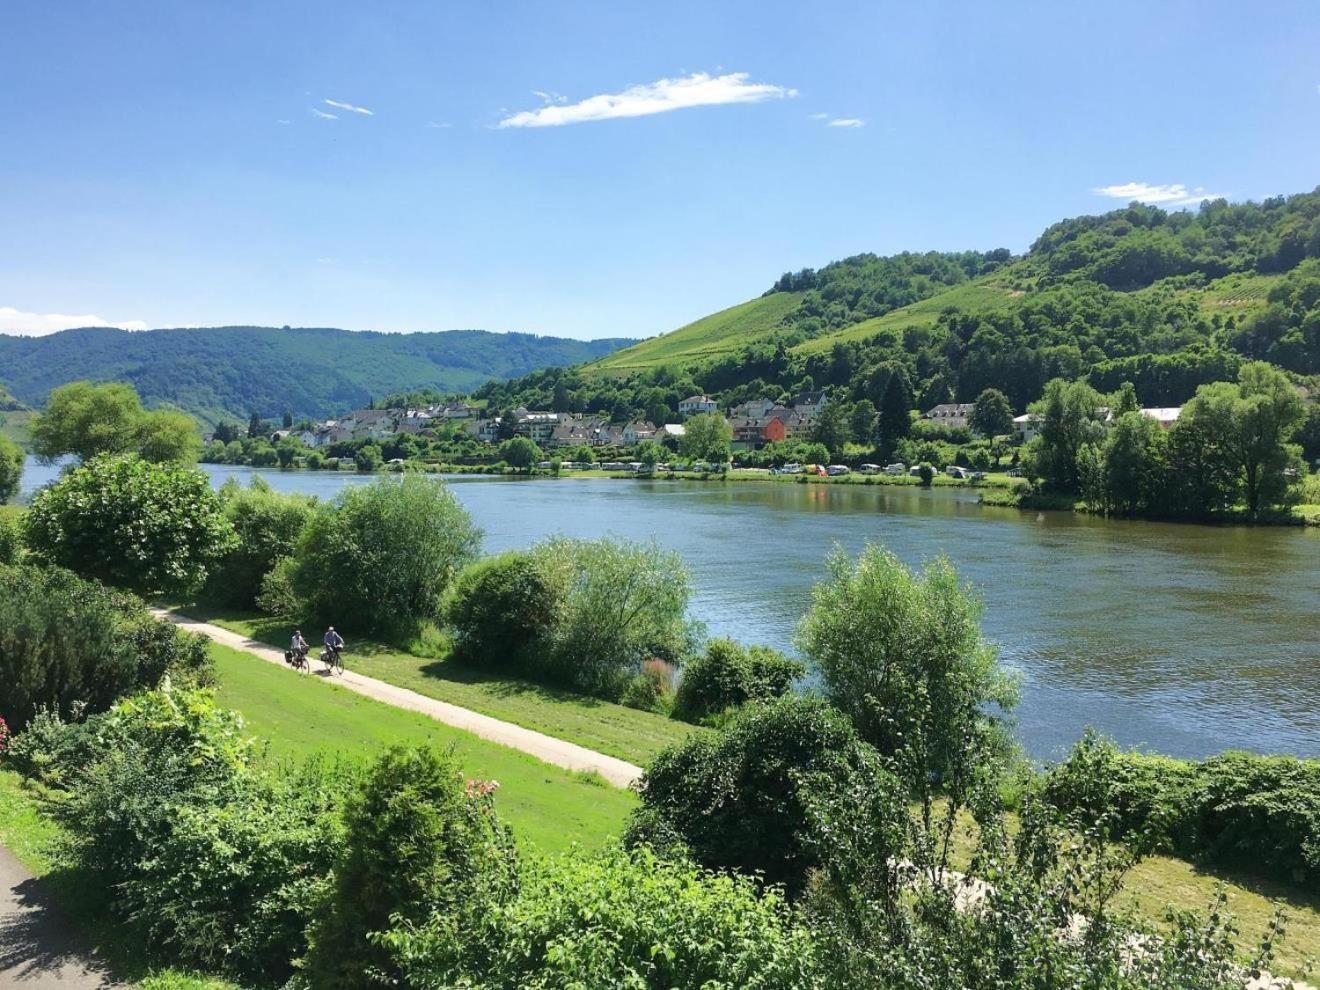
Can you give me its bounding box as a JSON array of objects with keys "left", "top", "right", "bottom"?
[
  {"left": 0, "top": 433, "right": 23, "bottom": 502},
  {"left": 678, "top": 413, "right": 733, "bottom": 465},
  {"left": 809, "top": 401, "right": 851, "bottom": 457},
  {"left": 30, "top": 380, "right": 200, "bottom": 464},
  {"left": 849, "top": 399, "right": 878, "bottom": 445},
  {"left": 969, "top": 388, "right": 1014, "bottom": 438},
  {"left": 1023, "top": 378, "right": 1108, "bottom": 491},
  {"left": 875, "top": 364, "right": 914, "bottom": 451}
]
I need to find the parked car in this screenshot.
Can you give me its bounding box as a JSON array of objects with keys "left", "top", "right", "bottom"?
[
  {"left": 908, "top": 465, "right": 924, "bottom": 476},
  {"left": 827, "top": 464, "right": 851, "bottom": 476},
  {"left": 782, "top": 462, "right": 802, "bottom": 473},
  {"left": 885, "top": 463, "right": 906, "bottom": 475},
  {"left": 859, "top": 463, "right": 881, "bottom": 475}
]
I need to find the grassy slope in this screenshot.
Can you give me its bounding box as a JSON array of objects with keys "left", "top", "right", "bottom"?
[
  {"left": 589, "top": 291, "right": 804, "bottom": 374},
  {"left": 209, "top": 642, "right": 636, "bottom": 853},
  {"left": 186, "top": 606, "right": 700, "bottom": 767},
  {"left": 0, "top": 409, "right": 32, "bottom": 447}
]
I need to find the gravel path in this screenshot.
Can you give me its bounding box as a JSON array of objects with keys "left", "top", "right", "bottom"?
[
  {"left": 0, "top": 845, "right": 121, "bottom": 988},
  {"left": 154, "top": 610, "right": 644, "bottom": 788}
]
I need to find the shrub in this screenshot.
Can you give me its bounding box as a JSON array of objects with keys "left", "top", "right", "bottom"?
[
  {"left": 530, "top": 536, "right": 699, "bottom": 700},
  {"left": 255, "top": 555, "right": 300, "bottom": 618},
  {"left": 289, "top": 476, "right": 482, "bottom": 636},
  {"left": 387, "top": 845, "right": 818, "bottom": 990},
  {"left": 671, "top": 638, "right": 804, "bottom": 725},
  {"left": 120, "top": 757, "right": 355, "bottom": 984},
  {"left": 303, "top": 745, "right": 516, "bottom": 989},
  {"left": 23, "top": 454, "right": 235, "bottom": 595},
  {"left": 204, "top": 479, "right": 315, "bottom": 609},
  {"left": 0, "top": 434, "right": 22, "bottom": 502},
  {"left": 442, "top": 551, "right": 566, "bottom": 671},
  {"left": 0, "top": 563, "right": 212, "bottom": 730},
  {"left": 628, "top": 696, "right": 895, "bottom": 897},
  {"left": 620, "top": 658, "right": 679, "bottom": 714},
  {"left": 0, "top": 507, "right": 23, "bottom": 564},
  {"left": 49, "top": 688, "right": 253, "bottom": 886},
  {"left": 1045, "top": 734, "right": 1320, "bottom": 887}
]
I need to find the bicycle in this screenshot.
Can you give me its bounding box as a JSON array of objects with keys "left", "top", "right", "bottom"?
[
  {"left": 284, "top": 647, "right": 310, "bottom": 673},
  {"left": 319, "top": 646, "right": 345, "bottom": 675}
]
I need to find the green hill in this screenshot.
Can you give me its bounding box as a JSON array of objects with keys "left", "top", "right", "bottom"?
[
  {"left": 0, "top": 327, "right": 635, "bottom": 426},
  {"left": 477, "top": 189, "right": 1320, "bottom": 420}
]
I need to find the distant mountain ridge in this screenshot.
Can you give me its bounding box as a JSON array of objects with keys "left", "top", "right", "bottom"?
[{"left": 0, "top": 326, "right": 636, "bottom": 425}]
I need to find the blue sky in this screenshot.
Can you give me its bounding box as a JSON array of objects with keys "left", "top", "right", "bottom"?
[{"left": 3, "top": 0, "right": 1319, "bottom": 339}]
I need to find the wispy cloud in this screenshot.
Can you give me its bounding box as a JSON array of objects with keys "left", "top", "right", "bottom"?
[
  {"left": 809, "top": 112, "right": 830, "bottom": 120},
  {"left": 497, "top": 71, "right": 796, "bottom": 128},
  {"left": 424, "top": 120, "right": 452, "bottom": 129},
  {"left": 311, "top": 108, "right": 338, "bottom": 120},
  {"left": 324, "top": 98, "right": 373, "bottom": 116},
  {"left": 532, "top": 90, "right": 567, "bottom": 104},
  {"left": 276, "top": 118, "right": 291, "bottom": 125},
  {"left": 827, "top": 117, "right": 864, "bottom": 128},
  {"left": 1093, "top": 181, "right": 1226, "bottom": 207},
  {"left": 0, "top": 305, "right": 147, "bottom": 336}
]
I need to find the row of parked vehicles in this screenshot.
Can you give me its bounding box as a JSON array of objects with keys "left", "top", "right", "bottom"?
[{"left": 768, "top": 462, "right": 987, "bottom": 481}]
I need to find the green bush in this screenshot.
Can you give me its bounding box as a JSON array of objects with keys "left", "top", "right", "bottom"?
[
  {"left": 120, "top": 757, "right": 354, "bottom": 984},
  {"left": 0, "top": 506, "right": 23, "bottom": 564},
  {"left": 303, "top": 745, "right": 516, "bottom": 990},
  {"left": 628, "top": 695, "right": 894, "bottom": 898},
  {"left": 289, "top": 476, "right": 482, "bottom": 636},
  {"left": 671, "top": 638, "right": 804, "bottom": 725},
  {"left": 0, "top": 433, "right": 22, "bottom": 502},
  {"left": 23, "top": 454, "right": 235, "bottom": 595},
  {"left": 442, "top": 551, "right": 565, "bottom": 671},
  {"left": 387, "top": 845, "right": 818, "bottom": 989},
  {"left": 1045, "top": 733, "right": 1320, "bottom": 886},
  {"left": 0, "top": 563, "right": 212, "bottom": 730},
  {"left": 204, "top": 479, "right": 315, "bottom": 609},
  {"left": 49, "top": 688, "right": 253, "bottom": 885},
  {"left": 530, "top": 536, "right": 698, "bottom": 700}
]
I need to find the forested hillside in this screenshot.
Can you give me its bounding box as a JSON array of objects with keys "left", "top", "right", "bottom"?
[
  {"left": 479, "top": 189, "right": 1320, "bottom": 420},
  {"left": 0, "top": 327, "right": 634, "bottom": 425}
]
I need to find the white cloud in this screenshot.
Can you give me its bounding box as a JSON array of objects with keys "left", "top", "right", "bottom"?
[
  {"left": 324, "top": 98, "right": 373, "bottom": 116},
  {"left": 425, "top": 120, "right": 452, "bottom": 129},
  {"left": 311, "top": 108, "right": 337, "bottom": 120},
  {"left": 0, "top": 306, "right": 148, "bottom": 336},
  {"left": 276, "top": 118, "right": 291, "bottom": 125},
  {"left": 809, "top": 112, "right": 829, "bottom": 120},
  {"left": 828, "top": 117, "right": 864, "bottom": 128},
  {"left": 532, "top": 90, "right": 567, "bottom": 104},
  {"left": 1092, "top": 181, "right": 1227, "bottom": 207},
  {"left": 497, "top": 71, "right": 796, "bottom": 128}
]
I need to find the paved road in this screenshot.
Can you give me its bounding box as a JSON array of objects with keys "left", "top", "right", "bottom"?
[
  {"left": 155, "top": 610, "right": 644, "bottom": 788},
  {"left": 0, "top": 845, "right": 121, "bottom": 988}
]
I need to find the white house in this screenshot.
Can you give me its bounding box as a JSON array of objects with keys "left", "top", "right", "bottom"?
[
  {"left": 924, "top": 403, "right": 975, "bottom": 430},
  {"left": 678, "top": 394, "right": 717, "bottom": 416},
  {"left": 1012, "top": 413, "right": 1039, "bottom": 443},
  {"left": 1139, "top": 407, "right": 1182, "bottom": 429}
]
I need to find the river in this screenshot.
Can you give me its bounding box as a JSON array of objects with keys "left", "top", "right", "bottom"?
[{"left": 18, "top": 458, "right": 1320, "bottom": 762}]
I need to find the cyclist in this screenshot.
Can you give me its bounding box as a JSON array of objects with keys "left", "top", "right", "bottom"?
[
  {"left": 323, "top": 626, "right": 345, "bottom": 669},
  {"left": 290, "top": 629, "right": 309, "bottom": 663}
]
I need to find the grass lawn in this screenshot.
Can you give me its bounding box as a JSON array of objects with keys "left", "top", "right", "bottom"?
[
  {"left": 209, "top": 642, "right": 637, "bottom": 853},
  {"left": 186, "top": 604, "right": 701, "bottom": 767}
]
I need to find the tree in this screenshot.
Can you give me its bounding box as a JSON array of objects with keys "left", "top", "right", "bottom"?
[
  {"left": 969, "top": 388, "right": 1014, "bottom": 438},
  {"left": 808, "top": 401, "right": 850, "bottom": 457},
  {"left": 1023, "top": 378, "right": 1108, "bottom": 490},
  {"left": 282, "top": 409, "right": 294, "bottom": 429},
  {"left": 23, "top": 455, "right": 235, "bottom": 595},
  {"left": 628, "top": 696, "right": 896, "bottom": 898},
  {"left": 671, "top": 638, "right": 804, "bottom": 725},
  {"left": 304, "top": 745, "right": 515, "bottom": 990},
  {"left": 0, "top": 433, "right": 23, "bottom": 502},
  {"left": 354, "top": 443, "right": 382, "bottom": 472},
  {"left": 289, "top": 475, "right": 482, "bottom": 635},
  {"left": 1112, "top": 380, "right": 1140, "bottom": 417},
  {"left": 795, "top": 544, "right": 1018, "bottom": 794},
  {"left": 247, "top": 412, "right": 267, "bottom": 439},
  {"left": 848, "top": 399, "right": 877, "bottom": 446},
  {"left": 1099, "top": 411, "right": 1168, "bottom": 515},
  {"left": 637, "top": 440, "right": 661, "bottom": 472},
  {"left": 679, "top": 413, "right": 732, "bottom": 466},
  {"left": 442, "top": 551, "right": 566, "bottom": 671},
  {"left": 138, "top": 409, "right": 203, "bottom": 463},
  {"left": 875, "top": 365, "right": 914, "bottom": 452},
  {"left": 1174, "top": 362, "right": 1305, "bottom": 517},
  {"left": 500, "top": 436, "right": 541, "bottom": 472},
  {"left": 204, "top": 479, "right": 316, "bottom": 608},
  {"left": 29, "top": 381, "right": 200, "bottom": 465}
]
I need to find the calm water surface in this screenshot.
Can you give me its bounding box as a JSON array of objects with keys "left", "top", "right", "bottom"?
[{"left": 20, "top": 459, "right": 1320, "bottom": 762}]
